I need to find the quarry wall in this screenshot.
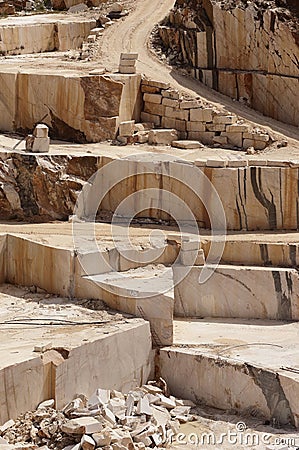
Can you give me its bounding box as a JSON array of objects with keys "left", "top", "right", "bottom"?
[
  {"left": 0, "top": 17, "right": 96, "bottom": 55},
  {"left": 0, "top": 71, "right": 141, "bottom": 142},
  {"left": 1, "top": 154, "right": 299, "bottom": 231},
  {"left": 158, "top": 0, "right": 299, "bottom": 126}
]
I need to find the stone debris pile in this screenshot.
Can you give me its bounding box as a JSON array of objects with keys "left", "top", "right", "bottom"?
[
  {"left": 0, "top": 380, "right": 196, "bottom": 449},
  {"left": 79, "top": 4, "right": 128, "bottom": 61}
]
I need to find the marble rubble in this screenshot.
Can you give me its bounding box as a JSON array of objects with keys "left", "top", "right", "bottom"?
[{"left": 0, "top": 382, "right": 196, "bottom": 449}]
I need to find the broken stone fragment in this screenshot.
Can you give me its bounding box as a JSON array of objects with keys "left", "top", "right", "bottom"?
[
  {"left": 81, "top": 434, "right": 95, "bottom": 450},
  {"left": 119, "top": 416, "right": 140, "bottom": 428},
  {"left": 170, "top": 405, "right": 191, "bottom": 416},
  {"left": 102, "top": 406, "right": 116, "bottom": 426},
  {"left": 61, "top": 417, "right": 102, "bottom": 434},
  {"left": 118, "top": 120, "right": 135, "bottom": 137},
  {"left": 88, "top": 389, "right": 110, "bottom": 409},
  {"left": 144, "top": 393, "right": 159, "bottom": 405},
  {"left": 111, "top": 444, "right": 127, "bottom": 450},
  {"left": 128, "top": 390, "right": 144, "bottom": 403},
  {"left": 136, "top": 397, "right": 152, "bottom": 416},
  {"left": 116, "top": 136, "right": 128, "bottom": 145},
  {"left": 89, "top": 28, "right": 103, "bottom": 37},
  {"left": 109, "top": 2, "right": 123, "bottom": 13},
  {"left": 148, "top": 129, "right": 178, "bottom": 145},
  {"left": 107, "top": 398, "right": 126, "bottom": 419},
  {"left": 156, "top": 394, "right": 176, "bottom": 409},
  {"left": 0, "top": 420, "right": 15, "bottom": 434},
  {"left": 92, "top": 430, "right": 112, "bottom": 446},
  {"left": 143, "top": 385, "right": 162, "bottom": 395},
  {"left": 87, "top": 35, "right": 96, "bottom": 43},
  {"left": 175, "top": 415, "right": 190, "bottom": 423},
  {"left": 151, "top": 405, "right": 171, "bottom": 427},
  {"left": 151, "top": 432, "right": 163, "bottom": 446},
  {"left": 37, "top": 399, "right": 55, "bottom": 409},
  {"left": 177, "top": 398, "right": 196, "bottom": 407},
  {"left": 171, "top": 140, "right": 204, "bottom": 149},
  {"left": 136, "top": 131, "right": 149, "bottom": 144},
  {"left": 68, "top": 3, "right": 88, "bottom": 12},
  {"left": 110, "top": 390, "right": 125, "bottom": 400},
  {"left": 133, "top": 434, "right": 152, "bottom": 446},
  {"left": 63, "top": 397, "right": 86, "bottom": 416},
  {"left": 33, "top": 342, "right": 52, "bottom": 353},
  {"left": 63, "top": 444, "right": 80, "bottom": 450},
  {"left": 115, "top": 429, "right": 133, "bottom": 447},
  {"left": 169, "top": 419, "right": 180, "bottom": 434},
  {"left": 161, "top": 89, "right": 180, "bottom": 100},
  {"left": 125, "top": 393, "right": 135, "bottom": 416}
]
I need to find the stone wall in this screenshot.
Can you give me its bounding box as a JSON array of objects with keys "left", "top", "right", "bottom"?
[
  {"left": 141, "top": 79, "right": 271, "bottom": 150},
  {"left": 158, "top": 0, "right": 299, "bottom": 126}
]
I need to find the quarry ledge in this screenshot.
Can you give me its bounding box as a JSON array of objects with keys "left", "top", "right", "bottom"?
[{"left": 0, "top": 284, "right": 153, "bottom": 424}]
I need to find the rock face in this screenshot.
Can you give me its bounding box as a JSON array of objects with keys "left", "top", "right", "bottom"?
[
  {"left": 173, "top": 265, "right": 299, "bottom": 320},
  {"left": 0, "top": 72, "right": 124, "bottom": 143},
  {"left": 2, "top": 154, "right": 299, "bottom": 231},
  {"left": 158, "top": 0, "right": 299, "bottom": 126},
  {"left": 0, "top": 16, "right": 96, "bottom": 55},
  {"left": 0, "top": 153, "right": 99, "bottom": 220}
]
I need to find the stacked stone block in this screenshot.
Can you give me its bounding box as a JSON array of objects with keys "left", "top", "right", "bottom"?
[
  {"left": 25, "top": 124, "right": 50, "bottom": 153},
  {"left": 119, "top": 53, "right": 138, "bottom": 74},
  {"left": 140, "top": 79, "right": 271, "bottom": 150}
]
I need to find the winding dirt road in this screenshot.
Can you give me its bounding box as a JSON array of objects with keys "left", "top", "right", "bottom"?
[{"left": 97, "top": 0, "right": 299, "bottom": 142}]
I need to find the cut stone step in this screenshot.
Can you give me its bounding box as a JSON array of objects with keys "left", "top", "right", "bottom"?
[
  {"left": 159, "top": 318, "right": 299, "bottom": 428},
  {"left": 200, "top": 231, "right": 299, "bottom": 267},
  {"left": 85, "top": 264, "right": 174, "bottom": 346},
  {"left": 173, "top": 264, "right": 299, "bottom": 320}
]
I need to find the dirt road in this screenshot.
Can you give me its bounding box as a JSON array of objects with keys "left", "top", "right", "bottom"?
[{"left": 97, "top": 0, "right": 299, "bottom": 142}]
